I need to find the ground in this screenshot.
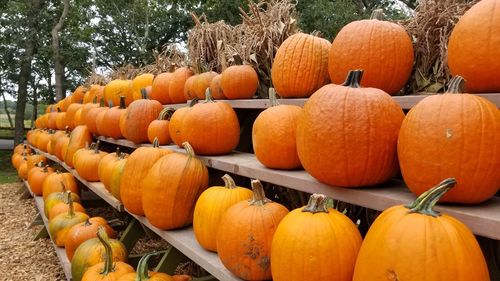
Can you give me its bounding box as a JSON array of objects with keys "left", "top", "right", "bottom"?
[{"left": 0, "top": 150, "right": 18, "bottom": 184}]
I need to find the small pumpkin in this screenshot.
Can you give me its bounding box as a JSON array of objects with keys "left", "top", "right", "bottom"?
[
  {"left": 27, "top": 165, "right": 54, "bottom": 196},
  {"left": 42, "top": 171, "right": 79, "bottom": 200},
  {"left": 54, "top": 130, "right": 71, "bottom": 160},
  {"left": 49, "top": 200, "right": 86, "bottom": 221},
  {"left": 183, "top": 74, "right": 197, "bottom": 100},
  {"left": 65, "top": 125, "right": 92, "bottom": 168},
  {"left": 193, "top": 174, "right": 253, "bottom": 252},
  {"left": 193, "top": 71, "right": 218, "bottom": 99},
  {"left": 35, "top": 130, "right": 51, "bottom": 152},
  {"left": 80, "top": 98, "right": 100, "bottom": 126},
  {"left": 73, "top": 142, "right": 108, "bottom": 182},
  {"left": 55, "top": 111, "right": 67, "bottom": 130},
  {"left": 352, "top": 178, "right": 489, "bottom": 280},
  {"left": 147, "top": 109, "right": 173, "bottom": 145},
  {"left": 168, "top": 99, "right": 198, "bottom": 147},
  {"left": 49, "top": 129, "right": 67, "bottom": 155},
  {"left": 65, "top": 217, "right": 116, "bottom": 261},
  {"left": 95, "top": 105, "right": 109, "bottom": 136},
  {"left": 209, "top": 74, "right": 225, "bottom": 99},
  {"left": 83, "top": 84, "right": 104, "bottom": 104},
  {"left": 168, "top": 67, "right": 194, "bottom": 103},
  {"left": 44, "top": 188, "right": 81, "bottom": 218},
  {"left": 48, "top": 191, "right": 89, "bottom": 246},
  {"left": 220, "top": 64, "right": 259, "bottom": 99},
  {"left": 98, "top": 148, "right": 128, "bottom": 190},
  {"left": 73, "top": 107, "right": 84, "bottom": 126},
  {"left": 108, "top": 155, "right": 128, "bottom": 201},
  {"left": 217, "top": 179, "right": 288, "bottom": 280},
  {"left": 143, "top": 142, "right": 209, "bottom": 230},
  {"left": 132, "top": 73, "right": 155, "bottom": 100},
  {"left": 116, "top": 252, "right": 174, "bottom": 281},
  {"left": 13, "top": 143, "right": 32, "bottom": 155},
  {"left": 104, "top": 79, "right": 134, "bottom": 107},
  {"left": 150, "top": 72, "right": 174, "bottom": 104}
]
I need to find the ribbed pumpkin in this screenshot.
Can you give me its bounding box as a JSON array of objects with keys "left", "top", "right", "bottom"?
[
  {"left": 73, "top": 142, "right": 108, "bottom": 182},
  {"left": 168, "top": 99, "right": 198, "bottom": 147},
  {"left": 271, "top": 194, "right": 362, "bottom": 281},
  {"left": 121, "top": 90, "right": 164, "bottom": 143},
  {"left": 55, "top": 112, "right": 67, "bottom": 130},
  {"left": 209, "top": 74, "right": 225, "bottom": 99},
  {"left": 49, "top": 200, "right": 86, "bottom": 221},
  {"left": 65, "top": 217, "right": 116, "bottom": 261},
  {"left": 193, "top": 71, "right": 218, "bottom": 99},
  {"left": 182, "top": 89, "right": 240, "bottom": 155},
  {"left": 102, "top": 96, "right": 127, "bottom": 139},
  {"left": 44, "top": 191, "right": 81, "bottom": 219},
  {"left": 143, "top": 142, "right": 209, "bottom": 230},
  {"left": 272, "top": 33, "right": 330, "bottom": 98},
  {"left": 66, "top": 103, "right": 83, "bottom": 130},
  {"left": 448, "top": 0, "right": 500, "bottom": 92},
  {"left": 132, "top": 73, "right": 155, "bottom": 100},
  {"left": 85, "top": 100, "right": 107, "bottom": 135},
  {"left": 193, "top": 174, "right": 253, "bottom": 252},
  {"left": 42, "top": 171, "right": 79, "bottom": 200},
  {"left": 48, "top": 191, "right": 89, "bottom": 246},
  {"left": 95, "top": 106, "right": 109, "bottom": 136},
  {"left": 98, "top": 148, "right": 128, "bottom": 190},
  {"left": 168, "top": 67, "right": 194, "bottom": 103},
  {"left": 35, "top": 130, "right": 51, "bottom": 152},
  {"left": 217, "top": 179, "right": 288, "bottom": 280},
  {"left": 14, "top": 143, "right": 32, "bottom": 155},
  {"left": 26, "top": 154, "right": 47, "bottom": 171},
  {"left": 83, "top": 84, "right": 104, "bottom": 104},
  {"left": 54, "top": 130, "right": 70, "bottom": 160},
  {"left": 352, "top": 178, "right": 489, "bottom": 280},
  {"left": 150, "top": 72, "right": 174, "bottom": 104},
  {"left": 12, "top": 149, "right": 30, "bottom": 169},
  {"left": 183, "top": 75, "right": 197, "bottom": 100},
  {"left": 71, "top": 86, "right": 87, "bottom": 104},
  {"left": 65, "top": 125, "right": 92, "bottom": 168},
  {"left": 104, "top": 79, "right": 134, "bottom": 107},
  {"left": 27, "top": 165, "right": 54, "bottom": 196},
  {"left": 220, "top": 65, "right": 259, "bottom": 99},
  {"left": 80, "top": 99, "right": 100, "bottom": 126},
  {"left": 71, "top": 227, "right": 128, "bottom": 281},
  {"left": 116, "top": 252, "right": 174, "bottom": 281},
  {"left": 49, "top": 129, "right": 67, "bottom": 155},
  {"left": 328, "top": 10, "right": 414, "bottom": 95},
  {"left": 398, "top": 76, "right": 500, "bottom": 203},
  {"left": 120, "top": 140, "right": 172, "bottom": 215},
  {"left": 73, "top": 107, "right": 84, "bottom": 126},
  {"left": 253, "top": 89, "right": 302, "bottom": 169},
  {"left": 108, "top": 156, "right": 128, "bottom": 201},
  {"left": 147, "top": 109, "right": 173, "bottom": 145},
  {"left": 48, "top": 109, "right": 59, "bottom": 129},
  {"left": 296, "top": 70, "right": 404, "bottom": 187},
  {"left": 17, "top": 160, "right": 28, "bottom": 180}
]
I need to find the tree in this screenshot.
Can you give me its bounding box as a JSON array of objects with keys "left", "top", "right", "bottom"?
[{"left": 51, "top": 0, "right": 70, "bottom": 101}]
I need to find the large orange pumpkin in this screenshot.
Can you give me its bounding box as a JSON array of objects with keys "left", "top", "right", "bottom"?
[
  {"left": 168, "top": 67, "right": 194, "bottom": 103},
  {"left": 216, "top": 179, "right": 288, "bottom": 280},
  {"left": 272, "top": 33, "right": 330, "bottom": 98},
  {"left": 448, "top": 0, "right": 500, "bottom": 92},
  {"left": 104, "top": 79, "right": 134, "bottom": 107},
  {"left": 209, "top": 74, "right": 225, "bottom": 99},
  {"left": 193, "top": 71, "right": 218, "bottom": 99},
  {"left": 98, "top": 148, "right": 128, "bottom": 190},
  {"left": 65, "top": 217, "right": 116, "bottom": 261},
  {"left": 328, "top": 10, "right": 414, "bottom": 95},
  {"left": 27, "top": 165, "right": 54, "bottom": 196},
  {"left": 143, "top": 142, "right": 209, "bottom": 230},
  {"left": 150, "top": 72, "right": 174, "bottom": 104},
  {"left": 84, "top": 101, "right": 107, "bottom": 136},
  {"left": 352, "top": 178, "right": 489, "bottom": 281},
  {"left": 296, "top": 70, "right": 404, "bottom": 187},
  {"left": 398, "top": 76, "right": 500, "bottom": 203},
  {"left": 182, "top": 89, "right": 240, "bottom": 155},
  {"left": 42, "top": 171, "right": 79, "bottom": 199},
  {"left": 220, "top": 65, "right": 259, "bottom": 99},
  {"left": 168, "top": 99, "right": 198, "bottom": 147},
  {"left": 64, "top": 125, "right": 92, "bottom": 168},
  {"left": 102, "top": 96, "right": 127, "bottom": 139},
  {"left": 73, "top": 142, "right": 108, "bottom": 182},
  {"left": 132, "top": 73, "right": 155, "bottom": 100},
  {"left": 183, "top": 74, "right": 197, "bottom": 101},
  {"left": 83, "top": 84, "right": 104, "bottom": 104},
  {"left": 121, "top": 90, "right": 163, "bottom": 143},
  {"left": 147, "top": 109, "right": 173, "bottom": 145},
  {"left": 66, "top": 103, "right": 84, "bottom": 130},
  {"left": 253, "top": 88, "right": 302, "bottom": 169},
  {"left": 271, "top": 193, "right": 362, "bottom": 281}
]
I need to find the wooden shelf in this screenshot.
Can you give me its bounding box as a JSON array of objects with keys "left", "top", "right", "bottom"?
[
  {"left": 24, "top": 181, "right": 72, "bottom": 281},
  {"left": 96, "top": 136, "right": 500, "bottom": 240}
]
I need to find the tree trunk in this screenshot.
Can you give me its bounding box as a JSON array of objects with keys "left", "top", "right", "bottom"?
[
  {"left": 51, "top": 0, "right": 70, "bottom": 102},
  {"left": 31, "top": 86, "right": 37, "bottom": 128},
  {"left": 46, "top": 68, "right": 54, "bottom": 103},
  {"left": 1, "top": 92, "right": 13, "bottom": 128},
  {"left": 14, "top": 0, "right": 42, "bottom": 145}
]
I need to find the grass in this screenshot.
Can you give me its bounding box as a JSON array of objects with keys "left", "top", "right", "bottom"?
[{"left": 0, "top": 150, "right": 19, "bottom": 184}]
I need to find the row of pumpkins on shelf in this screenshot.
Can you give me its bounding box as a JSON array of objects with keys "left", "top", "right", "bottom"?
[
  {"left": 11, "top": 145, "right": 194, "bottom": 281},
  {"left": 32, "top": 68, "right": 499, "bottom": 205},
  {"left": 12, "top": 143, "right": 490, "bottom": 280}
]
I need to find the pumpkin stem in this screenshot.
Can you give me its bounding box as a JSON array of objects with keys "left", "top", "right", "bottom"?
[
  {"left": 115, "top": 147, "right": 121, "bottom": 158},
  {"left": 66, "top": 190, "right": 75, "bottom": 217},
  {"left": 96, "top": 227, "right": 115, "bottom": 275},
  {"left": 232, "top": 53, "right": 243, "bottom": 65},
  {"left": 153, "top": 137, "right": 160, "bottom": 148},
  {"left": 371, "top": 9, "right": 384, "bottom": 20},
  {"left": 99, "top": 97, "right": 105, "bottom": 107},
  {"left": 268, "top": 88, "right": 280, "bottom": 107},
  {"left": 342, "top": 70, "right": 363, "bottom": 88},
  {"left": 158, "top": 108, "right": 175, "bottom": 120},
  {"left": 119, "top": 96, "right": 126, "bottom": 109},
  {"left": 137, "top": 251, "right": 168, "bottom": 280},
  {"left": 189, "top": 97, "right": 199, "bottom": 107},
  {"left": 60, "top": 181, "right": 67, "bottom": 192},
  {"left": 249, "top": 179, "right": 271, "bottom": 206},
  {"left": 182, "top": 142, "right": 196, "bottom": 158},
  {"left": 84, "top": 218, "right": 92, "bottom": 226},
  {"left": 65, "top": 126, "right": 70, "bottom": 134},
  {"left": 141, "top": 88, "right": 148, "bottom": 99},
  {"left": 108, "top": 100, "right": 114, "bottom": 108},
  {"left": 222, "top": 174, "right": 237, "bottom": 189},
  {"left": 57, "top": 107, "right": 62, "bottom": 113},
  {"left": 406, "top": 178, "right": 456, "bottom": 217},
  {"left": 203, "top": 88, "right": 215, "bottom": 103},
  {"left": 302, "top": 194, "right": 329, "bottom": 213},
  {"left": 93, "top": 141, "right": 100, "bottom": 153},
  {"left": 43, "top": 164, "right": 49, "bottom": 173},
  {"left": 92, "top": 96, "right": 98, "bottom": 104},
  {"left": 446, "top": 76, "right": 465, "bottom": 94}
]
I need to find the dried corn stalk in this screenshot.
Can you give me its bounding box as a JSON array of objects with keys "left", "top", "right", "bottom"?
[
  {"left": 83, "top": 71, "right": 108, "bottom": 86},
  {"left": 110, "top": 64, "right": 140, "bottom": 80}
]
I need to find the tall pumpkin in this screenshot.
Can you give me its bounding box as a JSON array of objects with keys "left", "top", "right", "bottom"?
[
  {"left": 220, "top": 65, "right": 259, "bottom": 99},
  {"left": 102, "top": 96, "right": 127, "bottom": 139},
  {"left": 448, "top": 0, "right": 500, "bottom": 92},
  {"left": 104, "top": 79, "right": 134, "bottom": 107},
  {"left": 296, "top": 70, "right": 404, "bottom": 187},
  {"left": 272, "top": 33, "right": 331, "bottom": 98},
  {"left": 168, "top": 67, "right": 194, "bottom": 103},
  {"left": 150, "top": 72, "right": 174, "bottom": 104},
  {"left": 84, "top": 100, "right": 107, "bottom": 136},
  {"left": 143, "top": 142, "right": 209, "bottom": 230},
  {"left": 132, "top": 73, "right": 155, "bottom": 100},
  {"left": 328, "top": 10, "right": 414, "bottom": 95},
  {"left": 398, "top": 76, "right": 500, "bottom": 203},
  {"left": 216, "top": 179, "right": 288, "bottom": 280},
  {"left": 65, "top": 125, "right": 92, "bottom": 168},
  {"left": 193, "top": 174, "right": 253, "bottom": 252},
  {"left": 271, "top": 194, "right": 362, "bottom": 281},
  {"left": 182, "top": 89, "right": 240, "bottom": 155},
  {"left": 352, "top": 178, "right": 489, "bottom": 281},
  {"left": 253, "top": 89, "right": 302, "bottom": 169},
  {"left": 120, "top": 140, "right": 172, "bottom": 215},
  {"left": 48, "top": 191, "right": 89, "bottom": 246}
]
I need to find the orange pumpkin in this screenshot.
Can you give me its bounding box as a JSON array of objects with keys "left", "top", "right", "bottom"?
[
  {"left": 183, "top": 74, "right": 197, "bottom": 100},
  {"left": 132, "top": 73, "right": 155, "bottom": 100},
  {"left": 73, "top": 142, "right": 108, "bottom": 182},
  {"left": 209, "top": 74, "right": 225, "bottom": 99},
  {"left": 168, "top": 67, "right": 194, "bottom": 103},
  {"left": 27, "top": 165, "right": 54, "bottom": 196},
  {"left": 35, "top": 130, "right": 51, "bottom": 151},
  {"left": 104, "top": 79, "right": 134, "bottom": 106},
  {"left": 44, "top": 189, "right": 81, "bottom": 219},
  {"left": 48, "top": 191, "right": 89, "bottom": 246},
  {"left": 296, "top": 70, "right": 404, "bottom": 187},
  {"left": 49, "top": 129, "right": 67, "bottom": 155},
  {"left": 108, "top": 156, "right": 128, "bottom": 201},
  {"left": 193, "top": 71, "right": 218, "bottom": 99},
  {"left": 26, "top": 154, "right": 47, "bottom": 171},
  {"left": 83, "top": 84, "right": 104, "bottom": 104},
  {"left": 13, "top": 143, "right": 32, "bottom": 155},
  {"left": 55, "top": 111, "right": 67, "bottom": 130},
  {"left": 168, "top": 100, "right": 198, "bottom": 147},
  {"left": 54, "top": 130, "right": 70, "bottom": 160},
  {"left": 42, "top": 171, "right": 79, "bottom": 199},
  {"left": 95, "top": 107, "right": 109, "bottom": 136},
  {"left": 65, "top": 125, "right": 92, "bottom": 168},
  {"left": 65, "top": 217, "right": 116, "bottom": 261},
  {"left": 116, "top": 252, "right": 174, "bottom": 281},
  {"left": 60, "top": 97, "right": 72, "bottom": 112},
  {"left": 102, "top": 96, "right": 127, "bottom": 139},
  {"left": 143, "top": 142, "right": 209, "bottom": 229},
  {"left": 80, "top": 99, "right": 100, "bottom": 126},
  {"left": 73, "top": 108, "right": 84, "bottom": 126},
  {"left": 66, "top": 103, "right": 83, "bottom": 130},
  {"left": 71, "top": 86, "right": 87, "bottom": 104},
  {"left": 84, "top": 101, "right": 107, "bottom": 136},
  {"left": 49, "top": 201, "right": 86, "bottom": 220},
  {"left": 98, "top": 148, "right": 128, "bottom": 190},
  {"left": 220, "top": 65, "right": 259, "bottom": 99},
  {"left": 147, "top": 109, "right": 173, "bottom": 145},
  {"left": 150, "top": 72, "right": 174, "bottom": 104},
  {"left": 17, "top": 160, "right": 29, "bottom": 180}
]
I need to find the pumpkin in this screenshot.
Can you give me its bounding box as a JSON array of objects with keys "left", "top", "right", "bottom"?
[
  {"left": 80, "top": 99, "right": 100, "bottom": 126},
  {"left": 104, "top": 79, "right": 134, "bottom": 107},
  {"left": 65, "top": 125, "right": 92, "bottom": 168},
  {"left": 12, "top": 151, "right": 29, "bottom": 169},
  {"left": 183, "top": 75, "right": 197, "bottom": 100},
  {"left": 44, "top": 190, "right": 81, "bottom": 221},
  {"left": 73, "top": 142, "right": 108, "bottom": 182},
  {"left": 48, "top": 191, "right": 89, "bottom": 246},
  {"left": 121, "top": 89, "right": 164, "bottom": 143},
  {"left": 83, "top": 84, "right": 104, "bottom": 104},
  {"left": 71, "top": 86, "right": 87, "bottom": 104},
  {"left": 448, "top": 0, "right": 500, "bottom": 92},
  {"left": 27, "top": 165, "right": 54, "bottom": 196},
  {"left": 49, "top": 201, "right": 86, "bottom": 220},
  {"left": 102, "top": 96, "right": 127, "bottom": 139},
  {"left": 14, "top": 143, "right": 32, "bottom": 155},
  {"left": 26, "top": 154, "right": 47, "bottom": 171},
  {"left": 95, "top": 107, "right": 109, "bottom": 136},
  {"left": 143, "top": 142, "right": 209, "bottom": 230},
  {"left": 108, "top": 155, "right": 128, "bottom": 201},
  {"left": 17, "top": 160, "right": 28, "bottom": 180},
  {"left": 35, "top": 130, "right": 51, "bottom": 152},
  {"left": 147, "top": 109, "right": 173, "bottom": 145},
  {"left": 168, "top": 99, "right": 198, "bottom": 147},
  {"left": 120, "top": 140, "right": 172, "bottom": 215},
  {"left": 253, "top": 88, "right": 302, "bottom": 169},
  {"left": 54, "top": 130, "right": 70, "bottom": 160},
  {"left": 150, "top": 72, "right": 174, "bottom": 104},
  {"left": 66, "top": 103, "right": 84, "bottom": 130},
  {"left": 48, "top": 109, "right": 59, "bottom": 129},
  {"left": 271, "top": 194, "right": 362, "bottom": 281},
  {"left": 98, "top": 148, "right": 128, "bottom": 190},
  {"left": 193, "top": 71, "right": 218, "bottom": 99},
  {"left": 209, "top": 74, "right": 225, "bottom": 99},
  {"left": 296, "top": 70, "right": 404, "bottom": 187},
  {"left": 62, "top": 97, "right": 73, "bottom": 112},
  {"left": 117, "top": 252, "right": 174, "bottom": 281},
  {"left": 220, "top": 65, "right": 259, "bottom": 99},
  {"left": 65, "top": 217, "right": 116, "bottom": 261},
  {"left": 398, "top": 76, "right": 500, "bottom": 203},
  {"left": 217, "top": 179, "right": 288, "bottom": 280},
  {"left": 193, "top": 174, "right": 253, "bottom": 252},
  {"left": 132, "top": 73, "right": 155, "bottom": 100},
  {"left": 55, "top": 111, "right": 67, "bottom": 130},
  {"left": 182, "top": 89, "right": 240, "bottom": 155},
  {"left": 72, "top": 227, "right": 128, "bottom": 281},
  {"left": 272, "top": 33, "right": 331, "bottom": 98},
  {"left": 168, "top": 67, "right": 194, "bottom": 103},
  {"left": 328, "top": 10, "right": 414, "bottom": 95},
  {"left": 42, "top": 171, "right": 79, "bottom": 200},
  {"left": 84, "top": 100, "right": 107, "bottom": 135},
  {"left": 49, "top": 129, "right": 67, "bottom": 155},
  {"left": 352, "top": 178, "right": 489, "bottom": 280},
  {"left": 73, "top": 107, "right": 84, "bottom": 126}
]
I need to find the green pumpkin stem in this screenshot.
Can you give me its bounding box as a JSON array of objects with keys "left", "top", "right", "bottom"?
[
  {"left": 158, "top": 108, "right": 175, "bottom": 120},
  {"left": 222, "top": 174, "right": 237, "bottom": 189},
  {"left": 446, "top": 76, "right": 465, "bottom": 94},
  {"left": 137, "top": 251, "right": 168, "bottom": 280},
  {"left": 96, "top": 227, "right": 114, "bottom": 275},
  {"left": 182, "top": 142, "right": 196, "bottom": 158},
  {"left": 204, "top": 88, "right": 215, "bottom": 103},
  {"left": 406, "top": 178, "right": 456, "bottom": 217},
  {"left": 249, "top": 179, "right": 271, "bottom": 206},
  {"left": 92, "top": 96, "right": 98, "bottom": 104},
  {"left": 141, "top": 88, "right": 148, "bottom": 99},
  {"left": 342, "top": 70, "right": 363, "bottom": 88},
  {"left": 57, "top": 107, "right": 62, "bottom": 113},
  {"left": 189, "top": 97, "right": 199, "bottom": 107},
  {"left": 108, "top": 100, "right": 114, "bottom": 108},
  {"left": 66, "top": 191, "right": 75, "bottom": 217},
  {"left": 371, "top": 9, "right": 384, "bottom": 20},
  {"left": 268, "top": 88, "right": 280, "bottom": 107},
  {"left": 119, "top": 96, "right": 126, "bottom": 109},
  {"left": 99, "top": 97, "right": 105, "bottom": 107},
  {"left": 153, "top": 137, "right": 160, "bottom": 148},
  {"left": 115, "top": 147, "right": 121, "bottom": 158},
  {"left": 302, "top": 194, "right": 329, "bottom": 214}
]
